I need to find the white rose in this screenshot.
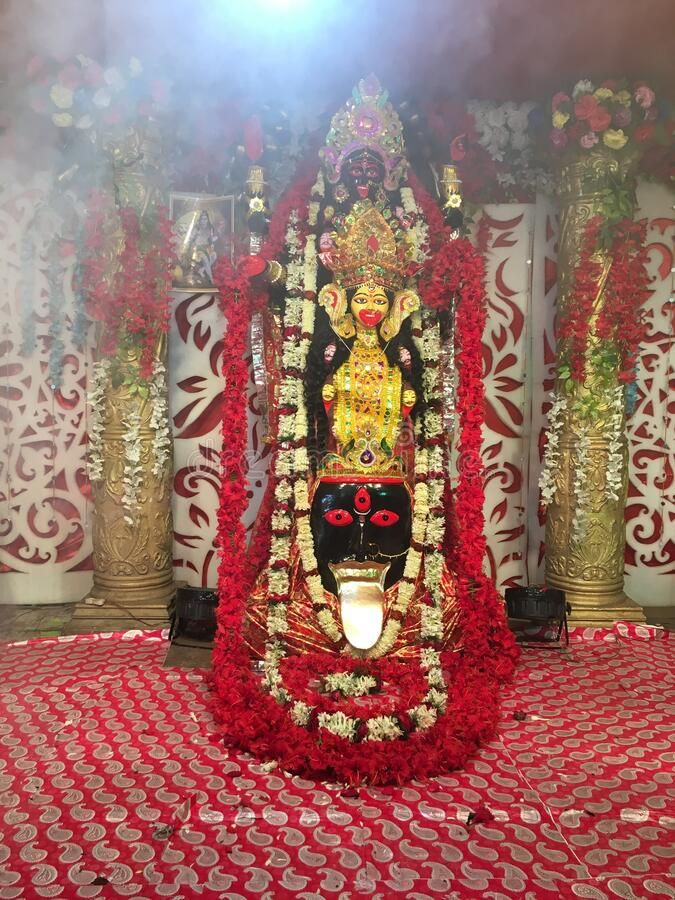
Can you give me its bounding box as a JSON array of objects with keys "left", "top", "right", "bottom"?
[
  {"left": 486, "top": 105, "right": 507, "bottom": 128},
  {"left": 93, "top": 88, "right": 112, "bottom": 109}
]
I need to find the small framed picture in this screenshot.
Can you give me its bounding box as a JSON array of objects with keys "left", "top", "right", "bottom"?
[{"left": 169, "top": 192, "right": 235, "bottom": 292}]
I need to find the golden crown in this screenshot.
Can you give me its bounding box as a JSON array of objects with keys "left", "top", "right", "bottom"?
[{"left": 330, "top": 205, "right": 413, "bottom": 292}]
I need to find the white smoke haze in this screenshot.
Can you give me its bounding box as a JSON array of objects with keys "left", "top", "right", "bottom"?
[{"left": 0, "top": 0, "right": 672, "bottom": 181}]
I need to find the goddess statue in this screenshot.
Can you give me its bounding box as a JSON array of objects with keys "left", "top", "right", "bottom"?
[
  {"left": 212, "top": 76, "right": 516, "bottom": 782},
  {"left": 246, "top": 77, "right": 457, "bottom": 659}
]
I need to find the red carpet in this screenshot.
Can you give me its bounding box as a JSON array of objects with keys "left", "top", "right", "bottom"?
[{"left": 0, "top": 625, "right": 673, "bottom": 898}]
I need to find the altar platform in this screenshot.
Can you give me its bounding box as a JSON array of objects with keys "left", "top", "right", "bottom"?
[{"left": 0, "top": 623, "right": 672, "bottom": 898}]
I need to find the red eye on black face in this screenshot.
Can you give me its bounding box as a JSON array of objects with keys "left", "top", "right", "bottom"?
[
  {"left": 324, "top": 509, "right": 354, "bottom": 526},
  {"left": 370, "top": 509, "right": 400, "bottom": 527}
]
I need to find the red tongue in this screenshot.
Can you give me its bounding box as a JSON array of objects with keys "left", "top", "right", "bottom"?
[{"left": 357, "top": 185, "right": 369, "bottom": 197}]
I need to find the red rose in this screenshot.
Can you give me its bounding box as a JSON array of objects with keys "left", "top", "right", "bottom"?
[
  {"left": 568, "top": 121, "right": 587, "bottom": 141},
  {"left": 82, "top": 61, "right": 104, "bottom": 87},
  {"left": 574, "top": 94, "right": 599, "bottom": 121},
  {"left": 588, "top": 107, "right": 612, "bottom": 133},
  {"left": 356, "top": 722, "right": 369, "bottom": 742},
  {"left": 59, "top": 63, "right": 82, "bottom": 90},
  {"left": 397, "top": 712, "right": 413, "bottom": 733},
  {"left": 634, "top": 123, "right": 656, "bottom": 143}
]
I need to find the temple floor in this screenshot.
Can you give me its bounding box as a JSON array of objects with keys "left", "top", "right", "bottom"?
[{"left": 0, "top": 623, "right": 673, "bottom": 898}]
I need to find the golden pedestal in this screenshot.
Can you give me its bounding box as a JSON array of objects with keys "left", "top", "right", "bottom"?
[{"left": 544, "top": 150, "right": 644, "bottom": 627}]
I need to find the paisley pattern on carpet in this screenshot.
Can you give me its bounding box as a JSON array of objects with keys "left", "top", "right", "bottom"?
[{"left": 0, "top": 626, "right": 672, "bottom": 898}]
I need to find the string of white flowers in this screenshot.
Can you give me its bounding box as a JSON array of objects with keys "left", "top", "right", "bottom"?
[
  {"left": 121, "top": 408, "right": 143, "bottom": 524},
  {"left": 86, "top": 359, "right": 111, "bottom": 483},
  {"left": 265, "top": 182, "right": 447, "bottom": 742},
  {"left": 308, "top": 170, "right": 324, "bottom": 226},
  {"left": 538, "top": 390, "right": 568, "bottom": 507},
  {"left": 262, "top": 213, "right": 303, "bottom": 653},
  {"left": 572, "top": 427, "right": 591, "bottom": 540},
  {"left": 605, "top": 385, "right": 625, "bottom": 503},
  {"left": 322, "top": 672, "right": 378, "bottom": 697},
  {"left": 317, "top": 711, "right": 358, "bottom": 740},
  {"left": 400, "top": 186, "right": 430, "bottom": 266},
  {"left": 148, "top": 361, "right": 171, "bottom": 478},
  {"left": 263, "top": 207, "right": 318, "bottom": 702},
  {"left": 418, "top": 310, "right": 446, "bottom": 642}
]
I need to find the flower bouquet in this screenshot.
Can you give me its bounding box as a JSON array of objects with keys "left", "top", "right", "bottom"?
[
  {"left": 26, "top": 54, "right": 170, "bottom": 137},
  {"left": 549, "top": 78, "right": 670, "bottom": 159}
]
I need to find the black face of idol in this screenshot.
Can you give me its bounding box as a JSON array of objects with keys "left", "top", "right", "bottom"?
[
  {"left": 343, "top": 150, "right": 386, "bottom": 203},
  {"left": 310, "top": 481, "right": 412, "bottom": 595}
]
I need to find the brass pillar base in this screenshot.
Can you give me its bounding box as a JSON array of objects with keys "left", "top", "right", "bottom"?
[
  {"left": 565, "top": 591, "right": 645, "bottom": 628},
  {"left": 71, "top": 581, "right": 173, "bottom": 632},
  {"left": 88, "top": 571, "right": 175, "bottom": 606}
]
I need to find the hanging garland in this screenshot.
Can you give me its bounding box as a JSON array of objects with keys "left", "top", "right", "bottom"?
[
  {"left": 538, "top": 213, "right": 651, "bottom": 537},
  {"left": 210, "top": 168, "right": 517, "bottom": 784},
  {"left": 82, "top": 191, "right": 173, "bottom": 379},
  {"left": 82, "top": 191, "right": 174, "bottom": 516}
]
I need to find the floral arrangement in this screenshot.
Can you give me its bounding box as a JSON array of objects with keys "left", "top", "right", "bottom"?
[
  {"left": 549, "top": 79, "right": 670, "bottom": 157},
  {"left": 423, "top": 99, "right": 551, "bottom": 203},
  {"left": 26, "top": 55, "right": 170, "bottom": 135},
  {"left": 538, "top": 213, "right": 650, "bottom": 538},
  {"left": 209, "top": 161, "right": 517, "bottom": 783},
  {"left": 82, "top": 190, "right": 173, "bottom": 380},
  {"left": 82, "top": 192, "right": 174, "bottom": 516}
]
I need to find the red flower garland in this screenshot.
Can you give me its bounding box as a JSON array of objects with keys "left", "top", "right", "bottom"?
[
  {"left": 209, "top": 173, "right": 517, "bottom": 785},
  {"left": 557, "top": 216, "right": 649, "bottom": 385},
  {"left": 82, "top": 192, "right": 172, "bottom": 378},
  {"left": 419, "top": 228, "right": 518, "bottom": 692},
  {"left": 596, "top": 219, "right": 649, "bottom": 382},
  {"left": 556, "top": 216, "right": 604, "bottom": 382}
]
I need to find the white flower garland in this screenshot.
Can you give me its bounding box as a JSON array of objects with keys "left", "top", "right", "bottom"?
[
  {"left": 322, "top": 672, "right": 378, "bottom": 697},
  {"left": 262, "top": 203, "right": 318, "bottom": 699},
  {"left": 400, "top": 186, "right": 430, "bottom": 266},
  {"left": 149, "top": 361, "right": 171, "bottom": 478},
  {"left": 538, "top": 391, "right": 568, "bottom": 507},
  {"left": 540, "top": 384, "right": 625, "bottom": 540},
  {"left": 605, "top": 385, "right": 625, "bottom": 502},
  {"left": 121, "top": 407, "right": 143, "bottom": 524},
  {"left": 417, "top": 311, "right": 446, "bottom": 643},
  {"left": 88, "top": 358, "right": 171, "bottom": 521},
  {"left": 261, "top": 180, "right": 449, "bottom": 742},
  {"left": 86, "top": 359, "right": 110, "bottom": 483},
  {"left": 572, "top": 427, "right": 591, "bottom": 540}
]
